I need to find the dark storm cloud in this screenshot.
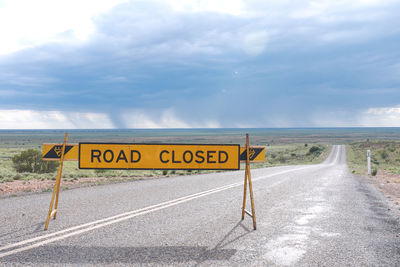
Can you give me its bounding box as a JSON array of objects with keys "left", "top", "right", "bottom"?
[{"left": 1, "top": 0, "right": 399, "bottom": 127}]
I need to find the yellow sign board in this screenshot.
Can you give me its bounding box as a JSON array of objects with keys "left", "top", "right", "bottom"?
[
  {"left": 240, "top": 147, "right": 265, "bottom": 162},
  {"left": 79, "top": 143, "right": 240, "bottom": 170},
  {"left": 42, "top": 144, "right": 78, "bottom": 161}
]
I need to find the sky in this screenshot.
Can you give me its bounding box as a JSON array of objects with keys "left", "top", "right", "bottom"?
[{"left": 0, "top": 0, "right": 400, "bottom": 129}]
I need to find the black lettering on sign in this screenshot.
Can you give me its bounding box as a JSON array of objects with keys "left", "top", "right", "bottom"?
[
  {"left": 131, "top": 150, "right": 141, "bottom": 163},
  {"left": 172, "top": 150, "right": 181, "bottom": 163},
  {"left": 91, "top": 150, "right": 101, "bottom": 163},
  {"left": 183, "top": 150, "right": 193, "bottom": 163},
  {"left": 195, "top": 151, "right": 204, "bottom": 163},
  {"left": 116, "top": 150, "right": 128, "bottom": 163},
  {"left": 103, "top": 150, "right": 114, "bottom": 163},
  {"left": 160, "top": 150, "right": 169, "bottom": 163},
  {"left": 218, "top": 151, "right": 228, "bottom": 163},
  {"left": 207, "top": 151, "right": 216, "bottom": 163}
]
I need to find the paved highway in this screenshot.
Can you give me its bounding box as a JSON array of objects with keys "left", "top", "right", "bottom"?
[{"left": 1, "top": 145, "right": 399, "bottom": 266}]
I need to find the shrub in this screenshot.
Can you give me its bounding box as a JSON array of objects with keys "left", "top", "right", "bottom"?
[
  {"left": 309, "top": 146, "right": 321, "bottom": 154},
  {"left": 379, "top": 150, "right": 388, "bottom": 160},
  {"left": 12, "top": 149, "right": 58, "bottom": 173},
  {"left": 2, "top": 177, "right": 14, "bottom": 183},
  {"left": 371, "top": 156, "right": 380, "bottom": 165},
  {"left": 371, "top": 168, "right": 378, "bottom": 176},
  {"left": 162, "top": 170, "right": 168, "bottom": 175}
]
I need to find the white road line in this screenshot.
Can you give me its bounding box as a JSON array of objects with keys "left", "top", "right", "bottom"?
[
  {"left": 0, "top": 183, "right": 240, "bottom": 252},
  {"left": 0, "top": 183, "right": 241, "bottom": 259},
  {"left": 0, "top": 149, "right": 339, "bottom": 259}
]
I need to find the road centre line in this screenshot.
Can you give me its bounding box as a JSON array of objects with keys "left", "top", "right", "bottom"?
[
  {"left": 0, "top": 163, "right": 326, "bottom": 259},
  {"left": 0, "top": 182, "right": 242, "bottom": 252}
]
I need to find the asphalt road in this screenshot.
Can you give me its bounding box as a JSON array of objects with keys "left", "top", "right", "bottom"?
[{"left": 1, "top": 145, "right": 399, "bottom": 266}]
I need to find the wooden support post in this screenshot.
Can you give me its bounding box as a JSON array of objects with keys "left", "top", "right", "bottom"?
[
  {"left": 241, "top": 133, "right": 257, "bottom": 230},
  {"left": 241, "top": 156, "right": 248, "bottom": 220},
  {"left": 44, "top": 132, "right": 68, "bottom": 230}
]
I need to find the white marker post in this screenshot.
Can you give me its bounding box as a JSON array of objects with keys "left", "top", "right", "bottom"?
[{"left": 367, "top": 150, "right": 371, "bottom": 175}]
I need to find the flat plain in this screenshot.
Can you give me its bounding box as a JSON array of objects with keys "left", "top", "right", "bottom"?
[{"left": 1, "top": 128, "right": 400, "bottom": 200}]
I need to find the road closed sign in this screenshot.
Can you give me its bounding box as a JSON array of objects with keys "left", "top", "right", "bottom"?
[{"left": 79, "top": 143, "right": 240, "bottom": 170}]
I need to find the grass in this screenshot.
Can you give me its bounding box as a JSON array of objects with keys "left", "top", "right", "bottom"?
[
  {"left": 0, "top": 154, "right": 213, "bottom": 183},
  {"left": 249, "top": 143, "right": 330, "bottom": 169},
  {"left": 347, "top": 140, "right": 400, "bottom": 175}
]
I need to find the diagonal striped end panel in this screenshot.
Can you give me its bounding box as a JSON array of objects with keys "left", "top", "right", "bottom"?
[
  {"left": 239, "top": 147, "right": 265, "bottom": 162},
  {"left": 42, "top": 144, "right": 78, "bottom": 161}
]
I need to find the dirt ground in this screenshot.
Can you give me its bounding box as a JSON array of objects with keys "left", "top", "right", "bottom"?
[{"left": 363, "top": 170, "right": 400, "bottom": 211}]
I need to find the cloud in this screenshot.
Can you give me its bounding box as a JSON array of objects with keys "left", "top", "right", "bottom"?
[
  {"left": 0, "top": 110, "right": 114, "bottom": 129},
  {"left": 0, "top": 0, "right": 126, "bottom": 55},
  {"left": 122, "top": 109, "right": 221, "bottom": 128},
  {"left": 243, "top": 31, "right": 268, "bottom": 56},
  {"left": 1, "top": 1, "right": 400, "bottom": 128},
  {"left": 167, "top": 0, "right": 244, "bottom": 16},
  {"left": 0, "top": 108, "right": 221, "bottom": 129},
  {"left": 359, "top": 106, "right": 400, "bottom": 126},
  {"left": 309, "top": 106, "right": 400, "bottom": 127}
]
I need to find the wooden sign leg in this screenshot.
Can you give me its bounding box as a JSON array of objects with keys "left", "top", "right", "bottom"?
[
  {"left": 45, "top": 132, "right": 68, "bottom": 230},
  {"left": 241, "top": 133, "right": 257, "bottom": 230},
  {"left": 241, "top": 163, "right": 248, "bottom": 220},
  {"left": 247, "top": 159, "right": 257, "bottom": 230}
]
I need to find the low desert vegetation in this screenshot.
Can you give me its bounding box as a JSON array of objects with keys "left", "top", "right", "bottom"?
[
  {"left": 0, "top": 148, "right": 204, "bottom": 184},
  {"left": 249, "top": 143, "right": 330, "bottom": 169},
  {"left": 12, "top": 149, "right": 58, "bottom": 173},
  {"left": 347, "top": 141, "right": 400, "bottom": 176},
  {"left": 1, "top": 143, "right": 330, "bottom": 184}
]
